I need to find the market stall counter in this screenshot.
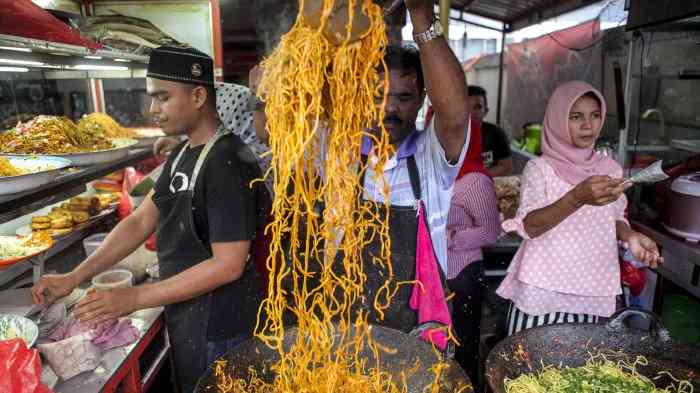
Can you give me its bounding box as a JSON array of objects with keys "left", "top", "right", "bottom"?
[{"left": 42, "top": 306, "right": 169, "bottom": 393}]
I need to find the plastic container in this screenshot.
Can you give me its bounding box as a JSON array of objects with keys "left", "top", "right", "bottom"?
[
  {"left": 83, "top": 233, "right": 107, "bottom": 257},
  {"left": 92, "top": 269, "right": 133, "bottom": 290}
]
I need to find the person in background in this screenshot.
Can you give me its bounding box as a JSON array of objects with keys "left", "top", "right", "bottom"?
[
  {"left": 497, "top": 81, "right": 661, "bottom": 335},
  {"left": 251, "top": 4, "right": 472, "bottom": 333},
  {"left": 32, "top": 46, "right": 264, "bottom": 393},
  {"left": 446, "top": 116, "right": 501, "bottom": 389},
  {"left": 467, "top": 85, "right": 513, "bottom": 177}
]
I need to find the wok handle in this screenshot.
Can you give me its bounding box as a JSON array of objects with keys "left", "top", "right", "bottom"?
[
  {"left": 409, "top": 321, "right": 456, "bottom": 359},
  {"left": 606, "top": 307, "right": 672, "bottom": 344}
]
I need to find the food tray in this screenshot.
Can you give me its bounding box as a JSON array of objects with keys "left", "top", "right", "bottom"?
[
  {"left": 0, "top": 235, "right": 53, "bottom": 268},
  {"left": 15, "top": 206, "right": 116, "bottom": 238},
  {"left": 3, "top": 138, "right": 138, "bottom": 166},
  {"left": 0, "top": 156, "right": 72, "bottom": 196}
]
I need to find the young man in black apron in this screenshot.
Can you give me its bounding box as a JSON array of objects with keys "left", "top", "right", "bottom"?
[
  {"left": 32, "top": 46, "right": 264, "bottom": 393},
  {"left": 251, "top": 0, "right": 471, "bottom": 334}
]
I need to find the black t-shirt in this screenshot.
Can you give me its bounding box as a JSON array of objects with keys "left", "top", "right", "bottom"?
[
  {"left": 154, "top": 133, "right": 263, "bottom": 245},
  {"left": 154, "top": 133, "right": 268, "bottom": 340},
  {"left": 481, "top": 121, "right": 511, "bottom": 168}
]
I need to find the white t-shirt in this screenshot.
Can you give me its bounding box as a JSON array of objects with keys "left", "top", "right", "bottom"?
[{"left": 361, "top": 118, "right": 469, "bottom": 272}]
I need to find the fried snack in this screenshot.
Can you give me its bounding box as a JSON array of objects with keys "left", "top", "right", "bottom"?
[
  {"left": 31, "top": 229, "right": 51, "bottom": 237},
  {"left": 94, "top": 197, "right": 111, "bottom": 211},
  {"left": 49, "top": 207, "right": 71, "bottom": 218},
  {"left": 31, "top": 221, "right": 51, "bottom": 231},
  {"left": 70, "top": 211, "right": 90, "bottom": 224},
  {"left": 88, "top": 196, "right": 101, "bottom": 215},
  {"left": 96, "top": 193, "right": 119, "bottom": 208},
  {"left": 31, "top": 216, "right": 51, "bottom": 225},
  {"left": 50, "top": 217, "right": 73, "bottom": 229},
  {"left": 68, "top": 197, "right": 91, "bottom": 212}
]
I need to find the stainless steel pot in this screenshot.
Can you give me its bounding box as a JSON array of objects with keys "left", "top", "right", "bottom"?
[{"left": 664, "top": 172, "right": 700, "bottom": 242}]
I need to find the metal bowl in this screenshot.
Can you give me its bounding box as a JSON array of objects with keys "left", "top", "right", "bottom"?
[
  {"left": 0, "top": 314, "right": 39, "bottom": 347},
  {"left": 195, "top": 324, "right": 472, "bottom": 393},
  {"left": 0, "top": 155, "right": 72, "bottom": 195},
  {"left": 3, "top": 138, "right": 138, "bottom": 167}
]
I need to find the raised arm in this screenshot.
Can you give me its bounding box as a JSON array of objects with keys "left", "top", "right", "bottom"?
[{"left": 407, "top": 0, "right": 470, "bottom": 161}]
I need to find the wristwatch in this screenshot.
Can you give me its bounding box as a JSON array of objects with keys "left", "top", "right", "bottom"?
[{"left": 413, "top": 17, "right": 444, "bottom": 45}]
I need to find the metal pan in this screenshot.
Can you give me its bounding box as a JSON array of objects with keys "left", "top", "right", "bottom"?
[
  {"left": 0, "top": 155, "right": 72, "bottom": 195},
  {"left": 195, "top": 324, "right": 473, "bottom": 393},
  {"left": 485, "top": 308, "right": 700, "bottom": 392},
  {"left": 3, "top": 138, "right": 138, "bottom": 166}
]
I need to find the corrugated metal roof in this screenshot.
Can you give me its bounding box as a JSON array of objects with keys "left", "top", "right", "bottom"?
[{"left": 448, "top": 0, "right": 600, "bottom": 31}]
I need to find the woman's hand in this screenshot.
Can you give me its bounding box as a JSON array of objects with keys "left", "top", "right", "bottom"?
[
  {"left": 626, "top": 232, "right": 663, "bottom": 268},
  {"left": 569, "top": 176, "right": 629, "bottom": 207}
]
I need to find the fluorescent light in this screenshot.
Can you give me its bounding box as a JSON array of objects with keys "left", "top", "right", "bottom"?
[
  {"left": 0, "top": 67, "right": 29, "bottom": 72},
  {"left": 0, "top": 58, "right": 44, "bottom": 66},
  {"left": 72, "top": 64, "right": 128, "bottom": 71},
  {"left": 114, "top": 58, "right": 131, "bottom": 63},
  {"left": 84, "top": 55, "right": 102, "bottom": 60},
  {"left": 0, "top": 46, "right": 31, "bottom": 53}
]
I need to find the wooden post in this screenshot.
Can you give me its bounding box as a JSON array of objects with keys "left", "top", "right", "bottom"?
[{"left": 439, "top": 0, "right": 450, "bottom": 39}]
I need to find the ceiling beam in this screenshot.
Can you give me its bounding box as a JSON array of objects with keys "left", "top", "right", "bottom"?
[{"left": 509, "top": 0, "right": 599, "bottom": 31}]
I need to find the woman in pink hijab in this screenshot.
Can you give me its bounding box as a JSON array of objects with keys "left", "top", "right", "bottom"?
[{"left": 496, "top": 81, "right": 661, "bottom": 335}]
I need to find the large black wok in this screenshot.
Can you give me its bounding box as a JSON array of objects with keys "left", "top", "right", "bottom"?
[
  {"left": 485, "top": 308, "right": 700, "bottom": 392},
  {"left": 195, "top": 324, "right": 473, "bottom": 393}
]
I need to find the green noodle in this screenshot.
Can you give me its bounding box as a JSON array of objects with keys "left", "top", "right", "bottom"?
[{"left": 504, "top": 355, "right": 694, "bottom": 393}]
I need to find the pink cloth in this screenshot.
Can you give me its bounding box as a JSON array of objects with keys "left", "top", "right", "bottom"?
[
  {"left": 446, "top": 173, "right": 501, "bottom": 279},
  {"left": 409, "top": 202, "right": 452, "bottom": 351},
  {"left": 541, "top": 81, "right": 619, "bottom": 186},
  {"left": 497, "top": 158, "right": 626, "bottom": 317},
  {"left": 50, "top": 317, "right": 139, "bottom": 351}
]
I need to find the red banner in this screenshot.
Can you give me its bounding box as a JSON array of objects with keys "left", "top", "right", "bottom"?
[{"left": 503, "top": 20, "right": 602, "bottom": 136}]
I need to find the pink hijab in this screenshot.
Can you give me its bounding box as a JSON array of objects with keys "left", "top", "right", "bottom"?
[{"left": 541, "top": 81, "right": 620, "bottom": 186}]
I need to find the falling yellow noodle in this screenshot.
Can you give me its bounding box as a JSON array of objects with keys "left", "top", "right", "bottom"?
[{"left": 212, "top": 0, "right": 460, "bottom": 392}]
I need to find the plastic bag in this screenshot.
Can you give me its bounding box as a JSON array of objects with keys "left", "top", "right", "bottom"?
[
  {"left": 0, "top": 339, "right": 53, "bottom": 393},
  {"left": 0, "top": 0, "right": 100, "bottom": 49},
  {"left": 620, "top": 259, "right": 646, "bottom": 296},
  {"left": 119, "top": 167, "right": 157, "bottom": 251}
]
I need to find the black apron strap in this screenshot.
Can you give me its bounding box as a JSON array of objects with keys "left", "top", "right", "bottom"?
[
  {"left": 361, "top": 154, "right": 421, "bottom": 202},
  {"left": 360, "top": 154, "right": 369, "bottom": 185},
  {"left": 406, "top": 155, "right": 421, "bottom": 201}
]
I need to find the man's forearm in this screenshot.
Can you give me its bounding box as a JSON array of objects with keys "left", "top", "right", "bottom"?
[
  {"left": 410, "top": 8, "right": 469, "bottom": 158},
  {"left": 134, "top": 253, "right": 247, "bottom": 310},
  {"left": 73, "top": 214, "right": 153, "bottom": 284}
]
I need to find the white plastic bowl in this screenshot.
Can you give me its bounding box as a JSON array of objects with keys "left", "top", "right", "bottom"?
[
  {"left": 92, "top": 269, "right": 133, "bottom": 290},
  {"left": 83, "top": 233, "right": 108, "bottom": 257}
]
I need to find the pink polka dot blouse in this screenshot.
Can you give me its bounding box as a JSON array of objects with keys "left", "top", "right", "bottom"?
[{"left": 496, "top": 158, "right": 627, "bottom": 317}]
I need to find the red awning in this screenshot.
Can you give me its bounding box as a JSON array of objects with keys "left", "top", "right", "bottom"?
[{"left": 0, "top": 0, "right": 101, "bottom": 50}]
